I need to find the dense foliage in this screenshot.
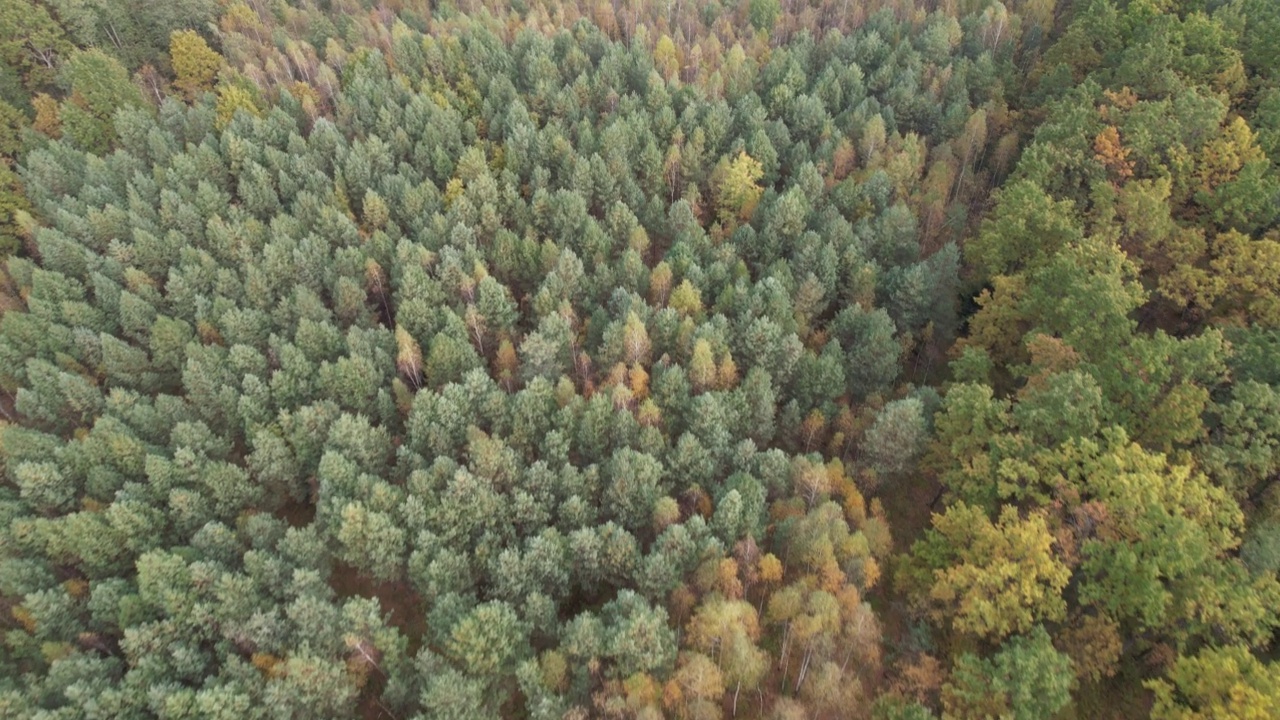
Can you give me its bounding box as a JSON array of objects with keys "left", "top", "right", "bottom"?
[{"left": 0, "top": 1, "right": 1278, "bottom": 719}]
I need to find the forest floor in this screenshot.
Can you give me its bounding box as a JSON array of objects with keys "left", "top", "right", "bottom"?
[
  {"left": 278, "top": 498, "right": 417, "bottom": 719},
  {"left": 330, "top": 561, "right": 427, "bottom": 720},
  {"left": 869, "top": 468, "right": 942, "bottom": 678}
]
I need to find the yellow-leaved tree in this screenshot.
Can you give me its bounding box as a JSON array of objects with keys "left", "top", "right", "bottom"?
[
  {"left": 712, "top": 151, "right": 764, "bottom": 225},
  {"left": 170, "top": 30, "right": 223, "bottom": 100}
]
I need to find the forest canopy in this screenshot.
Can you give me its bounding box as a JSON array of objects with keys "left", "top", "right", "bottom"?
[{"left": 0, "top": 1, "right": 1279, "bottom": 719}]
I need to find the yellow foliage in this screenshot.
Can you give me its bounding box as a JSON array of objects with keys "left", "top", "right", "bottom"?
[
  {"left": 395, "top": 325, "right": 423, "bottom": 386},
  {"left": 220, "top": 2, "right": 262, "bottom": 34},
  {"left": 251, "top": 652, "right": 286, "bottom": 677},
  {"left": 41, "top": 642, "right": 73, "bottom": 663},
  {"left": 689, "top": 339, "right": 717, "bottom": 392},
  {"left": 843, "top": 484, "right": 867, "bottom": 526},
  {"left": 170, "top": 30, "right": 223, "bottom": 99},
  {"left": 712, "top": 151, "right": 764, "bottom": 224},
  {"left": 540, "top": 650, "right": 568, "bottom": 691},
  {"left": 716, "top": 353, "right": 738, "bottom": 389},
  {"left": 32, "top": 94, "right": 60, "bottom": 138},
  {"left": 443, "top": 177, "right": 465, "bottom": 208},
  {"left": 668, "top": 278, "right": 703, "bottom": 317},
  {"left": 649, "top": 262, "right": 673, "bottom": 305},
  {"left": 654, "top": 35, "right": 680, "bottom": 81},
  {"left": 928, "top": 505, "right": 1070, "bottom": 639},
  {"left": 63, "top": 578, "right": 89, "bottom": 599},
  {"left": 653, "top": 496, "right": 681, "bottom": 533},
  {"left": 717, "top": 558, "right": 744, "bottom": 599},
  {"left": 959, "top": 274, "right": 1029, "bottom": 367},
  {"left": 215, "top": 84, "right": 260, "bottom": 129},
  {"left": 362, "top": 190, "right": 389, "bottom": 231},
  {"left": 624, "top": 671, "right": 663, "bottom": 711},
  {"left": 196, "top": 319, "right": 224, "bottom": 345},
  {"left": 1197, "top": 117, "right": 1265, "bottom": 193},
  {"left": 12, "top": 605, "right": 36, "bottom": 632},
  {"left": 1094, "top": 126, "right": 1133, "bottom": 180},
  {"left": 628, "top": 363, "right": 650, "bottom": 400},
  {"left": 759, "top": 553, "right": 784, "bottom": 584},
  {"left": 638, "top": 398, "right": 662, "bottom": 427},
  {"left": 862, "top": 557, "right": 882, "bottom": 590}
]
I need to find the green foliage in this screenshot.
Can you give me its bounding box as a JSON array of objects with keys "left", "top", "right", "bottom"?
[
  {"left": 0, "top": 0, "right": 73, "bottom": 91},
  {"left": 1147, "top": 645, "right": 1280, "bottom": 720},
  {"left": 45, "top": 0, "right": 218, "bottom": 71},
  {"left": 446, "top": 601, "right": 530, "bottom": 680},
  {"left": 3, "top": 0, "right": 1277, "bottom": 717},
  {"left": 966, "top": 179, "right": 1083, "bottom": 280},
  {"left": 864, "top": 397, "right": 928, "bottom": 477},
  {"left": 941, "top": 626, "right": 1073, "bottom": 720},
  {"left": 748, "top": 0, "right": 781, "bottom": 34},
  {"left": 0, "top": 100, "right": 27, "bottom": 158},
  {"left": 0, "top": 162, "right": 29, "bottom": 255},
  {"left": 57, "top": 49, "right": 145, "bottom": 153}
]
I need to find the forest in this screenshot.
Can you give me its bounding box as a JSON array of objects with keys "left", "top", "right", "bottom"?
[{"left": 1, "top": 0, "right": 1279, "bottom": 718}]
